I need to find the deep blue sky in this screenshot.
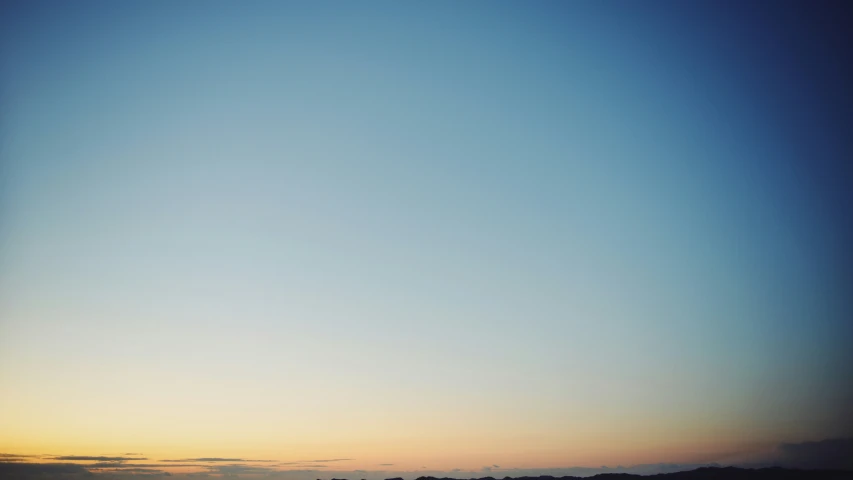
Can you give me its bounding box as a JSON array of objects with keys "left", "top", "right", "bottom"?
[{"left": 1, "top": 0, "right": 851, "bottom": 469}]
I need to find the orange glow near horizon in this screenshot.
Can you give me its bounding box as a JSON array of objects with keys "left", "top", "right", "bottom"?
[{"left": 0, "top": 433, "right": 784, "bottom": 474}]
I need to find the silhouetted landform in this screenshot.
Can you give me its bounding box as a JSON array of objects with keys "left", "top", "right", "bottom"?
[
  {"left": 408, "top": 468, "right": 853, "bottom": 480},
  {"left": 0, "top": 462, "right": 93, "bottom": 477}
]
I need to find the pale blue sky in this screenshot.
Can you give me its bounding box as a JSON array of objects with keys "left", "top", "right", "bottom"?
[{"left": 1, "top": 0, "right": 851, "bottom": 468}]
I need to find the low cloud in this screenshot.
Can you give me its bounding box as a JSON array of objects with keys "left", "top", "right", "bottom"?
[
  {"left": 207, "top": 464, "right": 275, "bottom": 475},
  {"left": 276, "top": 459, "right": 353, "bottom": 468},
  {"left": 53, "top": 456, "right": 147, "bottom": 461},
  {"left": 379, "top": 464, "right": 394, "bottom": 467},
  {"left": 0, "top": 453, "right": 39, "bottom": 459},
  {"left": 161, "top": 458, "right": 275, "bottom": 463},
  {"left": 267, "top": 470, "right": 335, "bottom": 476},
  {"left": 108, "top": 468, "right": 170, "bottom": 474},
  {"left": 88, "top": 463, "right": 204, "bottom": 469}
]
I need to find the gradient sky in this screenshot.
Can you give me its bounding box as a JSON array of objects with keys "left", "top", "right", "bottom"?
[{"left": 1, "top": 0, "right": 852, "bottom": 474}]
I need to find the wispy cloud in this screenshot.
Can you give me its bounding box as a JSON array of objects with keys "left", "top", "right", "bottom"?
[
  {"left": 206, "top": 464, "right": 275, "bottom": 475},
  {"left": 105, "top": 467, "right": 170, "bottom": 474},
  {"left": 88, "top": 463, "right": 204, "bottom": 469},
  {"left": 0, "top": 454, "right": 35, "bottom": 462},
  {"left": 160, "top": 458, "right": 275, "bottom": 463},
  {"left": 52, "top": 456, "right": 148, "bottom": 461},
  {"left": 276, "top": 459, "right": 353, "bottom": 469}
]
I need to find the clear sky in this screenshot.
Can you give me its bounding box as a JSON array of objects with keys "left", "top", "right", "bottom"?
[{"left": 1, "top": 0, "right": 852, "bottom": 475}]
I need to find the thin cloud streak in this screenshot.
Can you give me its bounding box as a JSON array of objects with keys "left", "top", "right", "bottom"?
[
  {"left": 88, "top": 463, "right": 205, "bottom": 468},
  {"left": 206, "top": 464, "right": 275, "bottom": 475},
  {"left": 52, "top": 456, "right": 148, "bottom": 461},
  {"left": 160, "top": 458, "right": 276, "bottom": 463}
]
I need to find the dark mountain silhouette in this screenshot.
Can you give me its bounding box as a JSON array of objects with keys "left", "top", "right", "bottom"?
[
  {"left": 0, "top": 462, "right": 93, "bottom": 478},
  {"left": 409, "top": 467, "right": 853, "bottom": 480}
]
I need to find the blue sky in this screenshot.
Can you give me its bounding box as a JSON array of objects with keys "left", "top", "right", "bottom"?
[{"left": 1, "top": 0, "right": 851, "bottom": 471}]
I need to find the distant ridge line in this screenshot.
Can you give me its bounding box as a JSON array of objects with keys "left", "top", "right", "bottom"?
[{"left": 392, "top": 467, "right": 853, "bottom": 480}]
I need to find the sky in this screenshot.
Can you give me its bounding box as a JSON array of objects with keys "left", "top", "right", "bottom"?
[{"left": 1, "top": 0, "right": 852, "bottom": 477}]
